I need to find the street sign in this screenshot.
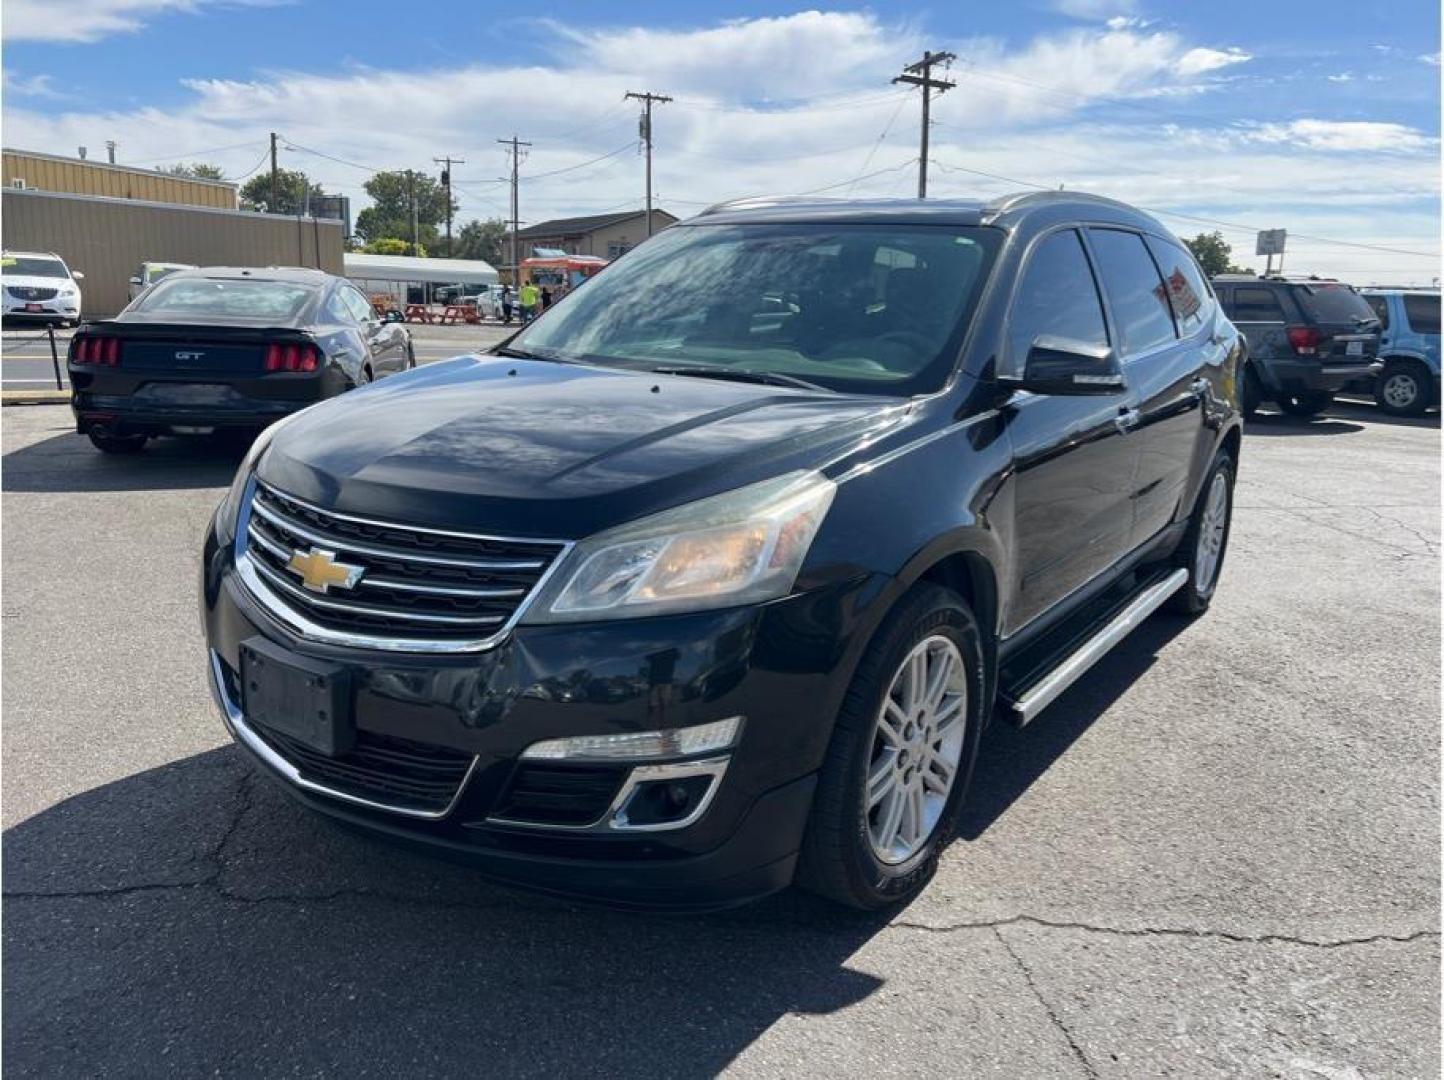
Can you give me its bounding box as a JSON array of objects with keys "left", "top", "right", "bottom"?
[{"left": 1256, "top": 229, "right": 1287, "bottom": 256}]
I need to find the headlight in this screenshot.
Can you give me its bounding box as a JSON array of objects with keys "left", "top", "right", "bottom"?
[{"left": 523, "top": 470, "right": 836, "bottom": 623}]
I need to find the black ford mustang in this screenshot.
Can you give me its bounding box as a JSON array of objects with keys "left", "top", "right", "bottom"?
[{"left": 69, "top": 267, "right": 414, "bottom": 454}]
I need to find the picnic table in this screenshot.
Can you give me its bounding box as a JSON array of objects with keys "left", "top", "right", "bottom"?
[
  {"left": 438, "top": 304, "right": 481, "bottom": 325},
  {"left": 404, "top": 304, "right": 437, "bottom": 324}
]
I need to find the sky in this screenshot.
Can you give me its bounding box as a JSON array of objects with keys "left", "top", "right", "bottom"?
[{"left": 3, "top": 1, "right": 1440, "bottom": 283}]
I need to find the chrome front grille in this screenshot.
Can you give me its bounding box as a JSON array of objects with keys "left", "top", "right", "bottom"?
[
  {"left": 238, "top": 480, "right": 569, "bottom": 652},
  {"left": 7, "top": 286, "right": 58, "bottom": 300}
]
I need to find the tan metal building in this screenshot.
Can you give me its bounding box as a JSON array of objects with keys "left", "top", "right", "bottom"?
[
  {"left": 2, "top": 188, "right": 344, "bottom": 317},
  {"left": 512, "top": 209, "right": 679, "bottom": 261},
  {"left": 4, "top": 148, "right": 239, "bottom": 210}
]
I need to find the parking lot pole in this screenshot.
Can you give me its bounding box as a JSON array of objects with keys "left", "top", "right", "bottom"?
[{"left": 46, "top": 324, "right": 63, "bottom": 391}]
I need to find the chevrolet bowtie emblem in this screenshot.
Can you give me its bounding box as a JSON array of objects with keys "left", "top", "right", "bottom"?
[{"left": 286, "top": 547, "right": 364, "bottom": 593}]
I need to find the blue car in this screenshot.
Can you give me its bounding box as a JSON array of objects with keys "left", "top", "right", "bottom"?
[{"left": 1361, "top": 288, "right": 1440, "bottom": 416}]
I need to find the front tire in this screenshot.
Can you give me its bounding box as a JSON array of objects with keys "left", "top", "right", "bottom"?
[
  {"left": 1375, "top": 360, "right": 1430, "bottom": 417},
  {"left": 797, "top": 584, "right": 986, "bottom": 910},
  {"left": 1276, "top": 391, "right": 1332, "bottom": 417},
  {"left": 87, "top": 430, "right": 147, "bottom": 455},
  {"left": 1168, "top": 450, "right": 1235, "bottom": 614}
]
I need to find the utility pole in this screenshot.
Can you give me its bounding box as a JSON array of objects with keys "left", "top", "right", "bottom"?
[
  {"left": 497, "top": 135, "right": 530, "bottom": 283},
  {"left": 625, "top": 91, "right": 672, "bottom": 236},
  {"left": 892, "top": 51, "right": 955, "bottom": 199},
  {"left": 269, "top": 132, "right": 280, "bottom": 213},
  {"left": 407, "top": 170, "right": 420, "bottom": 257},
  {"left": 433, "top": 155, "right": 465, "bottom": 257}
]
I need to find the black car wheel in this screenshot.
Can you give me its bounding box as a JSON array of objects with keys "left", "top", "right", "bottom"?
[
  {"left": 1375, "top": 360, "right": 1430, "bottom": 417},
  {"left": 1168, "top": 450, "right": 1235, "bottom": 615},
  {"left": 406, "top": 341, "right": 417, "bottom": 370},
  {"left": 1276, "top": 391, "right": 1333, "bottom": 417},
  {"left": 1240, "top": 364, "right": 1263, "bottom": 419},
  {"left": 797, "top": 583, "right": 985, "bottom": 910},
  {"left": 87, "top": 431, "right": 148, "bottom": 455}
]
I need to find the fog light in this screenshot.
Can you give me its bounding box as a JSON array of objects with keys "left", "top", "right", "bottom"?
[{"left": 520, "top": 717, "right": 742, "bottom": 762}]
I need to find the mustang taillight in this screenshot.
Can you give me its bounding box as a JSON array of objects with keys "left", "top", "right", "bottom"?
[
  {"left": 1286, "top": 326, "right": 1322, "bottom": 356},
  {"left": 264, "top": 342, "right": 320, "bottom": 373},
  {"left": 71, "top": 336, "right": 123, "bottom": 366}
]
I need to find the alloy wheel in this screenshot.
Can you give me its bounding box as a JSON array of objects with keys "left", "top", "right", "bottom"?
[
  {"left": 1194, "top": 471, "right": 1229, "bottom": 596},
  {"left": 1382, "top": 372, "right": 1419, "bottom": 410},
  {"left": 865, "top": 635, "right": 967, "bottom": 865}
]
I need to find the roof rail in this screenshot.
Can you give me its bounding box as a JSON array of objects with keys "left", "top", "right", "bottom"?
[
  {"left": 695, "top": 195, "right": 846, "bottom": 217},
  {"left": 983, "top": 188, "right": 1144, "bottom": 216}
]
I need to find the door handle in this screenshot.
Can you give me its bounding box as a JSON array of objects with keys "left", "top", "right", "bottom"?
[{"left": 1115, "top": 406, "right": 1141, "bottom": 434}]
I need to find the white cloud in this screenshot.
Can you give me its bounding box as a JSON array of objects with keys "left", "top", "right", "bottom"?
[
  {"left": 2, "top": 72, "right": 69, "bottom": 99},
  {"left": 1176, "top": 46, "right": 1253, "bottom": 77},
  {"left": 2, "top": 0, "right": 282, "bottom": 43},
  {"left": 1421, "top": 52, "right": 1441, "bottom": 66},
  {"left": 1238, "top": 118, "right": 1437, "bottom": 153},
  {"left": 1326, "top": 72, "right": 1355, "bottom": 83},
  {"left": 1053, "top": 0, "right": 1138, "bottom": 20},
  {"left": 2, "top": 11, "right": 1435, "bottom": 282}
]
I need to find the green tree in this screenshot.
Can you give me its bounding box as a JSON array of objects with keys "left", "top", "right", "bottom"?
[
  {"left": 354, "top": 169, "right": 455, "bottom": 255},
  {"left": 1184, "top": 231, "right": 1252, "bottom": 276},
  {"left": 163, "top": 162, "right": 226, "bottom": 180},
  {"left": 363, "top": 237, "right": 425, "bottom": 257},
  {"left": 239, "top": 168, "right": 325, "bottom": 215},
  {"left": 453, "top": 218, "right": 508, "bottom": 266}
]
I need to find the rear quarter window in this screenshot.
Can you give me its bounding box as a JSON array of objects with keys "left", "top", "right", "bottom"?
[{"left": 1145, "top": 235, "right": 1212, "bottom": 337}]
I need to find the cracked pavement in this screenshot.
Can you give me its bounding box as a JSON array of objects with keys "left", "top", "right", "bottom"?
[{"left": 3, "top": 399, "right": 1439, "bottom": 1077}]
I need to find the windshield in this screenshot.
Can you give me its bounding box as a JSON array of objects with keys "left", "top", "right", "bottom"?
[
  {"left": 132, "top": 277, "right": 317, "bottom": 320},
  {"left": 3, "top": 256, "right": 68, "bottom": 279},
  {"left": 1291, "top": 283, "right": 1377, "bottom": 325},
  {"left": 510, "top": 222, "right": 1002, "bottom": 395}
]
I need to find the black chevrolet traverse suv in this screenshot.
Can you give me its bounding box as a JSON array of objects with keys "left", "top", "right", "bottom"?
[{"left": 202, "top": 192, "right": 1243, "bottom": 910}]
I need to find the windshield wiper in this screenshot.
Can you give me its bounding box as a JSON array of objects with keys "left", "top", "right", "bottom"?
[
  {"left": 491, "top": 345, "right": 574, "bottom": 363},
  {"left": 648, "top": 364, "right": 829, "bottom": 392}
]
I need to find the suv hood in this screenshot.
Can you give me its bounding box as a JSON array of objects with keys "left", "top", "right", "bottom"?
[
  {"left": 3, "top": 274, "right": 74, "bottom": 290},
  {"left": 259, "top": 355, "right": 903, "bottom": 538}
]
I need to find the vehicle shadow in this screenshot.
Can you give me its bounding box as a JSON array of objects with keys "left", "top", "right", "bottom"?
[
  {"left": 958, "top": 613, "right": 1191, "bottom": 841},
  {"left": 1242, "top": 412, "right": 1366, "bottom": 437},
  {"left": 1329, "top": 397, "right": 1441, "bottom": 429},
  {"left": 2, "top": 428, "right": 249, "bottom": 493},
  {"left": 2, "top": 745, "right": 889, "bottom": 1077}
]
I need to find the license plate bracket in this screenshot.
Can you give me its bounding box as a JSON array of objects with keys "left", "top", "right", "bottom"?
[
  {"left": 24, "top": 303, "right": 43, "bottom": 312},
  {"left": 1346, "top": 339, "right": 1364, "bottom": 356},
  {"left": 240, "top": 637, "right": 354, "bottom": 756}
]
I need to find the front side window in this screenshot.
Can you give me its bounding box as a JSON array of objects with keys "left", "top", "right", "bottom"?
[
  {"left": 1087, "top": 229, "right": 1177, "bottom": 355},
  {"left": 1007, "top": 229, "right": 1109, "bottom": 368},
  {"left": 1403, "top": 294, "right": 1440, "bottom": 335},
  {"left": 511, "top": 222, "right": 1003, "bottom": 396},
  {"left": 131, "top": 278, "right": 317, "bottom": 320},
  {"left": 1230, "top": 287, "right": 1286, "bottom": 322},
  {"left": 342, "top": 288, "right": 375, "bottom": 323},
  {"left": 1145, "top": 235, "right": 1211, "bottom": 337}
]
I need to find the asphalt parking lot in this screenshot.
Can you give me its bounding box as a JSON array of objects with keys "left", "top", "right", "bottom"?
[{"left": 2, "top": 389, "right": 1438, "bottom": 1076}]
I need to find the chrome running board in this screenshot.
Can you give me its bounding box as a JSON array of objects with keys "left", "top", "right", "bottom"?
[{"left": 1006, "top": 568, "right": 1188, "bottom": 725}]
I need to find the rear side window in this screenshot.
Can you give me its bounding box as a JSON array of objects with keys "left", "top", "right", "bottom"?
[
  {"left": 1008, "top": 230, "right": 1109, "bottom": 366},
  {"left": 1364, "top": 295, "right": 1391, "bottom": 329},
  {"left": 1230, "top": 287, "right": 1286, "bottom": 322},
  {"left": 1145, "top": 235, "right": 1211, "bottom": 337},
  {"left": 1290, "top": 283, "right": 1376, "bottom": 325},
  {"left": 1087, "top": 229, "right": 1177, "bottom": 355},
  {"left": 1403, "top": 294, "right": 1440, "bottom": 335}
]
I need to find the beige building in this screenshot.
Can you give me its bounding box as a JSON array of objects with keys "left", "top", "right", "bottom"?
[
  {"left": 4, "top": 148, "right": 239, "bottom": 210},
  {"left": 2, "top": 188, "right": 343, "bottom": 317},
  {"left": 512, "top": 209, "right": 679, "bottom": 262}
]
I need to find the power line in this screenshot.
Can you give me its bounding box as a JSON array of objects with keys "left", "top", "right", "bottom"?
[
  {"left": 893, "top": 50, "right": 955, "bottom": 198},
  {"left": 670, "top": 88, "right": 910, "bottom": 114},
  {"left": 848, "top": 93, "right": 911, "bottom": 196},
  {"left": 130, "top": 139, "right": 266, "bottom": 165},
  {"left": 793, "top": 158, "right": 919, "bottom": 196},
  {"left": 229, "top": 145, "right": 274, "bottom": 182},
  {"left": 522, "top": 141, "right": 638, "bottom": 181}
]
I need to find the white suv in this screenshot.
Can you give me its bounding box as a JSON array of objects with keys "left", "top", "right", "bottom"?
[{"left": 2, "top": 251, "right": 84, "bottom": 326}]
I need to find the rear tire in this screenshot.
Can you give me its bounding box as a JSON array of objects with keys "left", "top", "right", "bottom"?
[
  {"left": 1168, "top": 450, "right": 1235, "bottom": 614},
  {"left": 1276, "top": 391, "right": 1332, "bottom": 417},
  {"left": 1375, "top": 360, "right": 1430, "bottom": 417},
  {"left": 1240, "top": 364, "right": 1263, "bottom": 419},
  {"left": 87, "top": 431, "right": 147, "bottom": 455},
  {"left": 796, "top": 583, "right": 986, "bottom": 910},
  {"left": 405, "top": 342, "right": 417, "bottom": 370}
]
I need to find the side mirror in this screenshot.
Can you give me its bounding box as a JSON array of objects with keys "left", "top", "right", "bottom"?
[
  {"left": 72, "top": 270, "right": 85, "bottom": 281},
  {"left": 1019, "top": 335, "right": 1124, "bottom": 396}
]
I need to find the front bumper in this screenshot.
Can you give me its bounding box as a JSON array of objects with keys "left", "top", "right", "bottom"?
[
  {"left": 202, "top": 518, "right": 875, "bottom": 909},
  {"left": 3, "top": 299, "right": 78, "bottom": 323}
]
